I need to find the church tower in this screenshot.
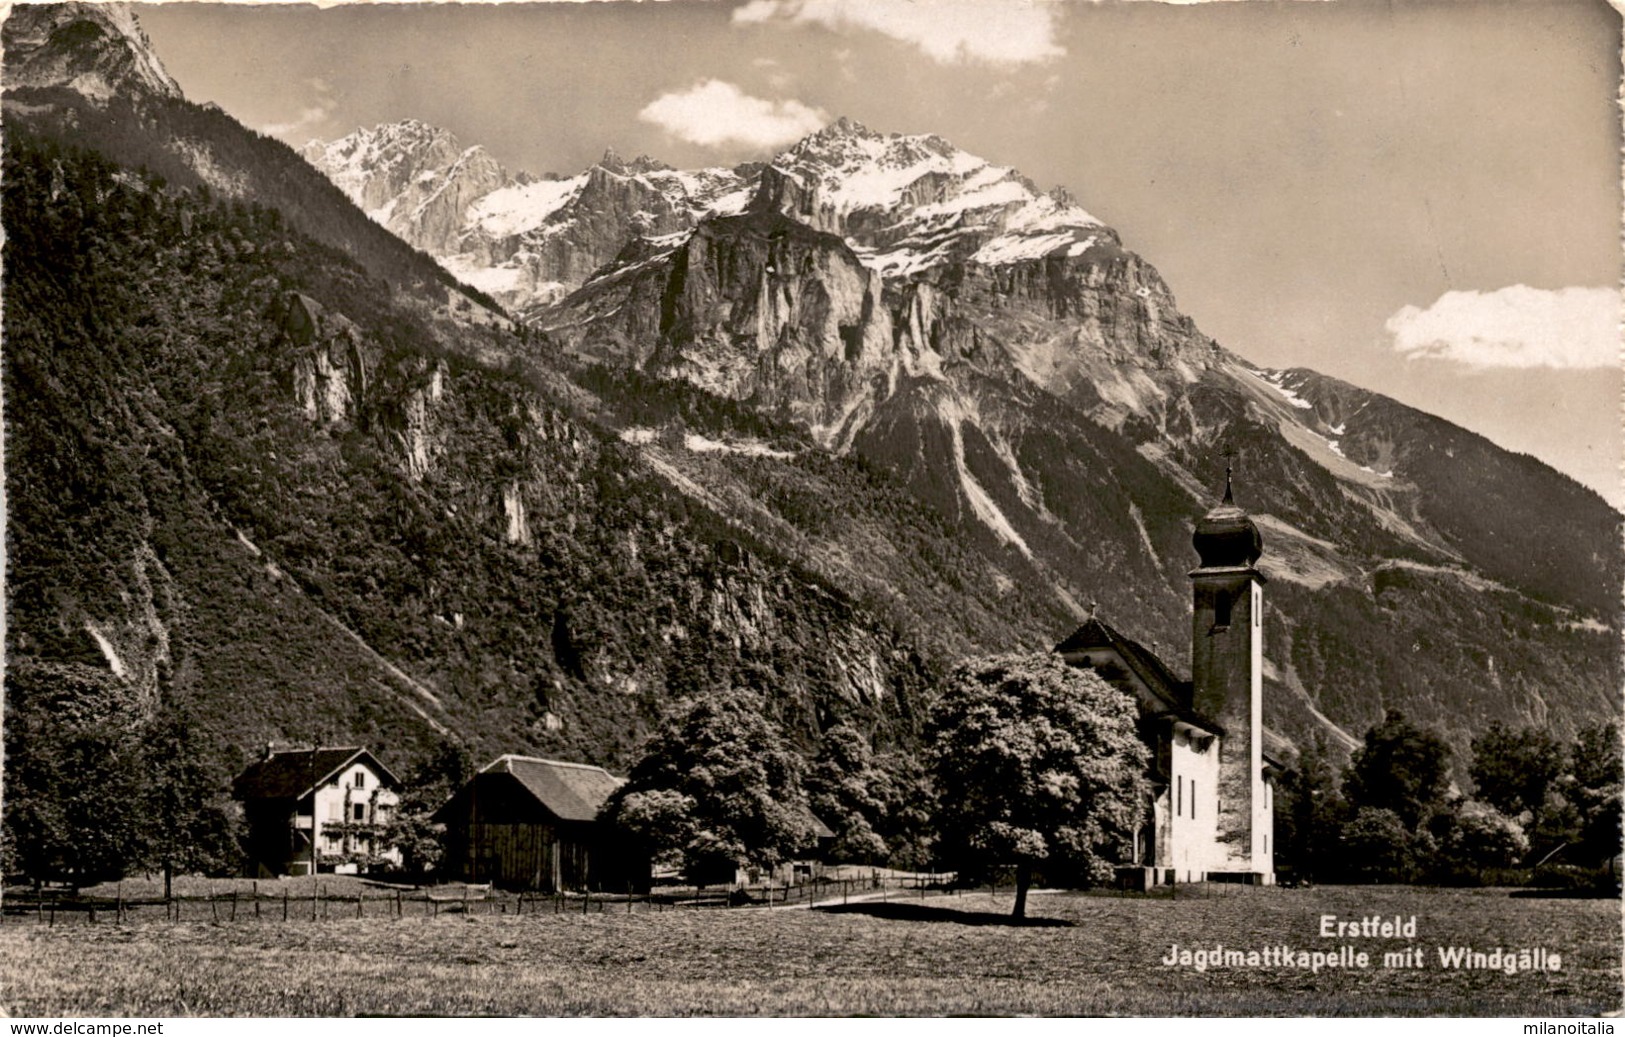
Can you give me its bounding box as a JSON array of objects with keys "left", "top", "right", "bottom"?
[{"left": 1189, "top": 469, "right": 1273, "bottom": 883}]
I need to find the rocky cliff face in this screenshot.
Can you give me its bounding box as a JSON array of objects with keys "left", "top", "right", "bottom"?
[
  {"left": 302, "top": 123, "right": 753, "bottom": 312},
  {"left": 1, "top": 2, "right": 181, "bottom": 103},
  {"left": 300, "top": 121, "right": 507, "bottom": 256},
  {"left": 5, "top": 2, "right": 1616, "bottom": 781},
  {"left": 533, "top": 118, "right": 1621, "bottom": 759}
]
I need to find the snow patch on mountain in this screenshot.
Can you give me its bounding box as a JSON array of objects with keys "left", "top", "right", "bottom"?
[
  {"left": 684, "top": 433, "right": 797, "bottom": 459},
  {"left": 468, "top": 176, "right": 586, "bottom": 238},
  {"left": 937, "top": 395, "right": 1034, "bottom": 559},
  {"left": 766, "top": 119, "right": 1104, "bottom": 276},
  {"left": 1256, "top": 368, "right": 1315, "bottom": 410},
  {"left": 617, "top": 426, "right": 796, "bottom": 459},
  {"left": 301, "top": 116, "right": 1123, "bottom": 312}
]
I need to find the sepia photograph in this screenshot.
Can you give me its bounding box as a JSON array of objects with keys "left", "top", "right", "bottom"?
[{"left": 0, "top": 0, "right": 1620, "bottom": 1019}]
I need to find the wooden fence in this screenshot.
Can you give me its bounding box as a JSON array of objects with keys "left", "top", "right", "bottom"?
[
  {"left": 1, "top": 871, "right": 1262, "bottom": 926},
  {"left": 0, "top": 872, "right": 968, "bottom": 926}
]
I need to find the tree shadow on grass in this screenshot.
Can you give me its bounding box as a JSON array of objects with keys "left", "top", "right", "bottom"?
[
  {"left": 1508, "top": 887, "right": 1621, "bottom": 900},
  {"left": 813, "top": 901, "right": 1074, "bottom": 927}
]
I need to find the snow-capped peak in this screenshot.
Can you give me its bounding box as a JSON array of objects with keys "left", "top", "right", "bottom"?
[
  {"left": 302, "top": 119, "right": 508, "bottom": 256},
  {"left": 297, "top": 114, "right": 1119, "bottom": 312},
  {"left": 759, "top": 119, "right": 1107, "bottom": 276}
]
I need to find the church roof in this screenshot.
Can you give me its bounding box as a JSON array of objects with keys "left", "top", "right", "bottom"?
[
  {"left": 1192, "top": 469, "right": 1263, "bottom": 569},
  {"left": 1054, "top": 617, "right": 1224, "bottom": 736}
]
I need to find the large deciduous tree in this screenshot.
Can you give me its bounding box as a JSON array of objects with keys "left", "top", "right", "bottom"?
[
  {"left": 804, "top": 722, "right": 936, "bottom": 867},
  {"left": 385, "top": 738, "right": 475, "bottom": 877},
  {"left": 141, "top": 709, "right": 245, "bottom": 900},
  {"left": 2, "top": 661, "right": 153, "bottom": 888},
  {"left": 1342, "top": 710, "right": 1453, "bottom": 828},
  {"left": 1469, "top": 722, "right": 1566, "bottom": 821},
  {"left": 926, "top": 653, "right": 1148, "bottom": 920},
  {"left": 1275, "top": 731, "right": 1345, "bottom": 884},
  {"left": 1568, "top": 721, "right": 1622, "bottom": 866},
  {"left": 601, "top": 689, "right": 818, "bottom": 883},
  {"left": 805, "top": 723, "right": 891, "bottom": 865}
]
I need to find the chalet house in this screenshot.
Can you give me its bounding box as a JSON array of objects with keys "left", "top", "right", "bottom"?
[
  {"left": 233, "top": 746, "right": 402, "bottom": 877},
  {"left": 433, "top": 755, "right": 645, "bottom": 892},
  {"left": 1057, "top": 474, "right": 1285, "bottom": 887}
]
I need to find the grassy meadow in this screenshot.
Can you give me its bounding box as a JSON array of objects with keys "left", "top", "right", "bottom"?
[{"left": 1, "top": 884, "right": 1617, "bottom": 1016}]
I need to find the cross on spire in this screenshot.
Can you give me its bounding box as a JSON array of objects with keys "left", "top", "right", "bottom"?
[{"left": 1222, "top": 446, "right": 1236, "bottom": 504}]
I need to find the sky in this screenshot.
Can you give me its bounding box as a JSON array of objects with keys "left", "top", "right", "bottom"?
[{"left": 134, "top": 0, "right": 1624, "bottom": 508}]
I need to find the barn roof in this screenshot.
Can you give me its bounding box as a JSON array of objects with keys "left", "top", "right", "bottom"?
[
  {"left": 481, "top": 755, "right": 625, "bottom": 822},
  {"left": 232, "top": 746, "right": 400, "bottom": 801}
]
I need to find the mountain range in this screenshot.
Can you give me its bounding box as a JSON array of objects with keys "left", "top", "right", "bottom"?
[{"left": 4, "top": 2, "right": 1618, "bottom": 790}]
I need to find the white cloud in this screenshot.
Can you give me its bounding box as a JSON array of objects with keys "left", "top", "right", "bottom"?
[
  {"left": 259, "top": 78, "right": 338, "bottom": 141},
  {"left": 1385, "top": 285, "right": 1620, "bottom": 370},
  {"left": 638, "top": 79, "right": 826, "bottom": 150},
  {"left": 732, "top": 0, "right": 1063, "bottom": 66}
]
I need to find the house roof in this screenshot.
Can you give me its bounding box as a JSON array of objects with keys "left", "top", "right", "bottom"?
[
  {"left": 1054, "top": 616, "right": 1224, "bottom": 736},
  {"left": 479, "top": 755, "right": 625, "bottom": 823},
  {"left": 232, "top": 747, "right": 400, "bottom": 801}
]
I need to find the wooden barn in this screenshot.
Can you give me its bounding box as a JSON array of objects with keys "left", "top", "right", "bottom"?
[{"left": 433, "top": 755, "right": 645, "bottom": 892}]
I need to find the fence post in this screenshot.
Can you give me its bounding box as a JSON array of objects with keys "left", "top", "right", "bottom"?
[
  {"left": 211, "top": 897, "right": 219, "bottom": 923},
  {"left": 583, "top": 889, "right": 590, "bottom": 915},
  {"left": 356, "top": 893, "right": 363, "bottom": 919},
  {"left": 396, "top": 891, "right": 402, "bottom": 919},
  {"left": 231, "top": 891, "right": 238, "bottom": 922},
  {"left": 283, "top": 889, "right": 290, "bottom": 922}
]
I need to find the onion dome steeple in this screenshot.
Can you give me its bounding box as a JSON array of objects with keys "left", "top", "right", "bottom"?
[{"left": 1192, "top": 465, "right": 1263, "bottom": 568}]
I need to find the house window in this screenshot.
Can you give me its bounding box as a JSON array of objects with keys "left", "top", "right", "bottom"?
[
  {"left": 354, "top": 772, "right": 365, "bottom": 790},
  {"left": 1176, "top": 776, "right": 1182, "bottom": 817},
  {"left": 354, "top": 803, "right": 366, "bottom": 821},
  {"left": 1192, "top": 781, "right": 1197, "bottom": 818}
]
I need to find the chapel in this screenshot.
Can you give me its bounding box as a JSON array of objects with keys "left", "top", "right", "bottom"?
[{"left": 1055, "top": 472, "right": 1283, "bottom": 885}]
